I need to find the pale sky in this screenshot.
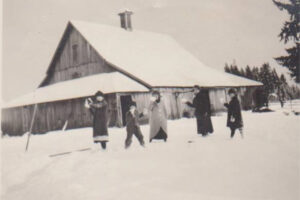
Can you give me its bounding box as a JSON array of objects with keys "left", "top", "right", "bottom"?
[{"left": 2, "top": 0, "right": 289, "bottom": 101}]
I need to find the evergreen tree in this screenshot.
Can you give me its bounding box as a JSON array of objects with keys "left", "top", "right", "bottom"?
[
  {"left": 252, "top": 67, "right": 260, "bottom": 81},
  {"left": 240, "top": 68, "right": 246, "bottom": 77},
  {"left": 273, "top": 0, "right": 300, "bottom": 82},
  {"left": 224, "top": 60, "right": 300, "bottom": 102},
  {"left": 230, "top": 65, "right": 240, "bottom": 76},
  {"left": 280, "top": 74, "right": 287, "bottom": 84},
  {"left": 245, "top": 65, "right": 253, "bottom": 79},
  {"left": 224, "top": 63, "right": 231, "bottom": 73},
  {"left": 259, "top": 63, "right": 275, "bottom": 95},
  {"left": 272, "top": 68, "right": 281, "bottom": 89}
]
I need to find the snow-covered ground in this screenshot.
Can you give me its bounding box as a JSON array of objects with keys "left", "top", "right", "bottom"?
[{"left": 1, "top": 102, "right": 299, "bottom": 200}]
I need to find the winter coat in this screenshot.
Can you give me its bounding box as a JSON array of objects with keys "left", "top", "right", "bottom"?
[
  {"left": 126, "top": 110, "right": 144, "bottom": 133},
  {"left": 225, "top": 96, "right": 243, "bottom": 129},
  {"left": 187, "top": 92, "right": 211, "bottom": 117},
  {"left": 89, "top": 100, "right": 109, "bottom": 141},
  {"left": 149, "top": 100, "right": 168, "bottom": 140},
  {"left": 187, "top": 92, "right": 213, "bottom": 134}
]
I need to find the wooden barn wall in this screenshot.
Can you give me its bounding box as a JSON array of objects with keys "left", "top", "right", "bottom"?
[
  {"left": 209, "top": 89, "right": 228, "bottom": 113},
  {"left": 212, "top": 87, "right": 256, "bottom": 111},
  {"left": 222, "top": 87, "right": 256, "bottom": 110},
  {"left": 238, "top": 87, "right": 256, "bottom": 110},
  {"left": 1, "top": 94, "right": 118, "bottom": 136},
  {"left": 130, "top": 92, "right": 152, "bottom": 124},
  {"left": 46, "top": 27, "right": 115, "bottom": 85},
  {"left": 129, "top": 88, "right": 195, "bottom": 120},
  {"left": 2, "top": 107, "right": 25, "bottom": 135},
  {"left": 155, "top": 88, "right": 227, "bottom": 117},
  {"left": 130, "top": 87, "right": 256, "bottom": 121},
  {"left": 1, "top": 88, "right": 257, "bottom": 136}
]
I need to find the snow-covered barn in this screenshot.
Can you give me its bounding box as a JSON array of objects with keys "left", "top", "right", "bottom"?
[{"left": 1, "top": 11, "right": 262, "bottom": 136}]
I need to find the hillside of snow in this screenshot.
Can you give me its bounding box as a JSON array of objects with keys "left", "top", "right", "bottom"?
[{"left": 1, "top": 102, "right": 299, "bottom": 200}]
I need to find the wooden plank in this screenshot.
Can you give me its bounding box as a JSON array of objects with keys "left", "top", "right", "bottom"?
[
  {"left": 49, "top": 152, "right": 72, "bottom": 157},
  {"left": 25, "top": 104, "right": 38, "bottom": 151},
  {"left": 115, "top": 94, "right": 123, "bottom": 127}
]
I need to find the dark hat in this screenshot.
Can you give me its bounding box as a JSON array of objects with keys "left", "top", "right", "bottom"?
[
  {"left": 94, "top": 91, "right": 104, "bottom": 97},
  {"left": 228, "top": 88, "right": 237, "bottom": 95},
  {"left": 194, "top": 85, "right": 201, "bottom": 89}
]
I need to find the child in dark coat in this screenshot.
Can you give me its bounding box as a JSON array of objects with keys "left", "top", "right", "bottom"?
[
  {"left": 85, "top": 91, "right": 110, "bottom": 149},
  {"left": 125, "top": 101, "right": 145, "bottom": 149},
  {"left": 224, "top": 88, "right": 243, "bottom": 138}
]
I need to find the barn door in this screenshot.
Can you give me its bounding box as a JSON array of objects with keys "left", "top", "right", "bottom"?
[{"left": 120, "top": 95, "right": 133, "bottom": 126}]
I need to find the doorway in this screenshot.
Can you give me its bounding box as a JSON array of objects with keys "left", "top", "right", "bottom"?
[{"left": 120, "top": 95, "right": 133, "bottom": 126}]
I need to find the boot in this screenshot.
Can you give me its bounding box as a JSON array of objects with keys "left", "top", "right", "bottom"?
[{"left": 100, "top": 142, "right": 106, "bottom": 150}]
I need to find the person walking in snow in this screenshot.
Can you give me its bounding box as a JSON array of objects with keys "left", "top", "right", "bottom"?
[
  {"left": 186, "top": 85, "right": 213, "bottom": 136},
  {"left": 125, "top": 101, "right": 145, "bottom": 149},
  {"left": 85, "top": 91, "right": 110, "bottom": 149},
  {"left": 149, "top": 91, "right": 168, "bottom": 142},
  {"left": 277, "top": 85, "right": 286, "bottom": 108},
  {"left": 224, "top": 88, "right": 243, "bottom": 138}
]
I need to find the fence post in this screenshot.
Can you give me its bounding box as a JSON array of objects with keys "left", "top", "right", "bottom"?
[{"left": 25, "top": 104, "right": 38, "bottom": 152}]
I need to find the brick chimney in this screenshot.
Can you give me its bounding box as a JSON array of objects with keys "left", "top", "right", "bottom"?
[{"left": 118, "top": 10, "right": 133, "bottom": 31}]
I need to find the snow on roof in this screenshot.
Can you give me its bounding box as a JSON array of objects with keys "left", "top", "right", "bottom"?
[
  {"left": 70, "top": 20, "right": 262, "bottom": 88},
  {"left": 3, "top": 72, "right": 148, "bottom": 108}
]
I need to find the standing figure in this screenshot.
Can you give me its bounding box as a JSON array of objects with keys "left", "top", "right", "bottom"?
[
  {"left": 86, "top": 91, "right": 109, "bottom": 149},
  {"left": 125, "top": 101, "right": 145, "bottom": 149},
  {"left": 224, "top": 88, "right": 243, "bottom": 138},
  {"left": 186, "top": 86, "right": 213, "bottom": 136},
  {"left": 277, "top": 85, "right": 286, "bottom": 108},
  {"left": 149, "top": 91, "right": 168, "bottom": 142}
]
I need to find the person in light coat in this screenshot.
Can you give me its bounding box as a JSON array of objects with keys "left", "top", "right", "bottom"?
[
  {"left": 149, "top": 91, "right": 168, "bottom": 142},
  {"left": 85, "top": 91, "right": 110, "bottom": 149}
]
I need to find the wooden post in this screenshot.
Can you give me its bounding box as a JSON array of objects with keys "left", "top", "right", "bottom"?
[
  {"left": 224, "top": 89, "right": 228, "bottom": 103},
  {"left": 116, "top": 94, "right": 123, "bottom": 127},
  {"left": 25, "top": 104, "right": 38, "bottom": 152}
]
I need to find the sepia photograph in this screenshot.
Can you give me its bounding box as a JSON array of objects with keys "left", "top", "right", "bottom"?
[{"left": 1, "top": 0, "right": 299, "bottom": 199}]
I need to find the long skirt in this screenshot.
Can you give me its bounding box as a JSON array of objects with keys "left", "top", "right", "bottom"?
[
  {"left": 196, "top": 115, "right": 213, "bottom": 135},
  {"left": 93, "top": 116, "right": 108, "bottom": 143},
  {"left": 150, "top": 127, "right": 167, "bottom": 141}
]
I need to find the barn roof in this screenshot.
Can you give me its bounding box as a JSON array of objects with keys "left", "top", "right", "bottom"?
[
  {"left": 69, "top": 20, "right": 262, "bottom": 88},
  {"left": 3, "top": 72, "right": 148, "bottom": 108}
]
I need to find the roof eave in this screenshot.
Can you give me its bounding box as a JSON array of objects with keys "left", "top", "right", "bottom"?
[{"left": 39, "top": 21, "right": 73, "bottom": 87}]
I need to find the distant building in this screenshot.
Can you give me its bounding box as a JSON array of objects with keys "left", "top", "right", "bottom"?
[{"left": 2, "top": 11, "right": 262, "bottom": 135}]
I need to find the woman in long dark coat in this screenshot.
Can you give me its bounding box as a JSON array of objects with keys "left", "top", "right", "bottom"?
[
  {"left": 224, "top": 88, "right": 243, "bottom": 138},
  {"left": 186, "top": 86, "right": 213, "bottom": 136},
  {"left": 86, "top": 91, "right": 109, "bottom": 149}
]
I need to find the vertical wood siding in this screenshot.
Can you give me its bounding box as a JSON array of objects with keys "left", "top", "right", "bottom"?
[
  {"left": 46, "top": 27, "right": 115, "bottom": 86},
  {"left": 1, "top": 94, "right": 118, "bottom": 136},
  {"left": 2, "top": 88, "right": 256, "bottom": 136}
]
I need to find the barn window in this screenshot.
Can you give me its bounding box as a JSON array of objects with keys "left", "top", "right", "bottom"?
[{"left": 72, "top": 44, "right": 78, "bottom": 63}]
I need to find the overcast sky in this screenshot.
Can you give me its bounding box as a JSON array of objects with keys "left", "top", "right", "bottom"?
[{"left": 2, "top": 0, "right": 289, "bottom": 101}]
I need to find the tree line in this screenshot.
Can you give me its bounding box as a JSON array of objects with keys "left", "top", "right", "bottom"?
[{"left": 224, "top": 63, "right": 300, "bottom": 101}]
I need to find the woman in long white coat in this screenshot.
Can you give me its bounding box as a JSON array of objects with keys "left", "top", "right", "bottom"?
[{"left": 149, "top": 91, "right": 168, "bottom": 142}]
